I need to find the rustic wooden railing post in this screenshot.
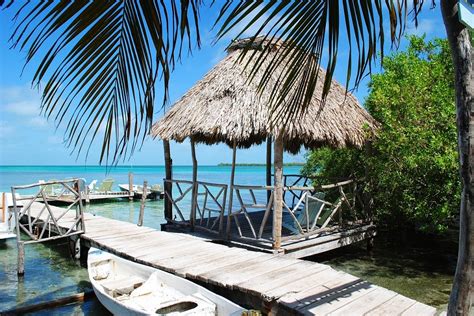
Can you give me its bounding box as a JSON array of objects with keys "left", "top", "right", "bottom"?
[
  {"left": 226, "top": 143, "right": 237, "bottom": 239},
  {"left": 128, "top": 172, "right": 134, "bottom": 201},
  {"left": 266, "top": 136, "right": 272, "bottom": 203},
  {"left": 164, "top": 140, "right": 173, "bottom": 222},
  {"left": 273, "top": 133, "right": 284, "bottom": 250},
  {"left": 138, "top": 181, "right": 147, "bottom": 226},
  {"left": 190, "top": 140, "right": 198, "bottom": 229},
  {"left": 1, "top": 192, "right": 5, "bottom": 223}
]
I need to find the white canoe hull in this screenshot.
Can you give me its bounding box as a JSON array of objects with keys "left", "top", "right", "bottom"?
[{"left": 88, "top": 248, "right": 244, "bottom": 316}]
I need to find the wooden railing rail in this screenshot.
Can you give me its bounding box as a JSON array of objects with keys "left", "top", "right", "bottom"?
[{"left": 194, "top": 181, "right": 228, "bottom": 235}]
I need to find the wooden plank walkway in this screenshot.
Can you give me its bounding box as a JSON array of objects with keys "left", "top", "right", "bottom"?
[{"left": 23, "top": 202, "right": 437, "bottom": 315}]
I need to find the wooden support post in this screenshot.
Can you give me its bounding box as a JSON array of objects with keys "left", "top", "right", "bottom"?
[
  {"left": 85, "top": 185, "right": 90, "bottom": 204},
  {"left": 273, "top": 134, "right": 284, "bottom": 250},
  {"left": 11, "top": 187, "right": 24, "bottom": 275},
  {"left": 164, "top": 140, "right": 173, "bottom": 222},
  {"left": 17, "top": 241, "right": 25, "bottom": 276},
  {"left": 1, "top": 192, "right": 5, "bottom": 223},
  {"left": 190, "top": 140, "right": 198, "bottom": 229},
  {"left": 226, "top": 143, "right": 237, "bottom": 240},
  {"left": 138, "top": 181, "right": 147, "bottom": 226},
  {"left": 128, "top": 172, "right": 134, "bottom": 201},
  {"left": 367, "top": 236, "right": 374, "bottom": 251},
  {"left": 75, "top": 238, "right": 81, "bottom": 259},
  {"left": 266, "top": 137, "right": 272, "bottom": 203}
]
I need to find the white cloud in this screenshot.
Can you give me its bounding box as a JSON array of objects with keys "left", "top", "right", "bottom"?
[
  {"left": 0, "top": 121, "right": 13, "bottom": 138},
  {"left": 406, "top": 18, "right": 435, "bottom": 36},
  {"left": 219, "top": 4, "right": 273, "bottom": 41},
  {"left": 0, "top": 85, "right": 48, "bottom": 129},
  {"left": 29, "top": 116, "right": 48, "bottom": 128},
  {"left": 47, "top": 135, "right": 64, "bottom": 145}
]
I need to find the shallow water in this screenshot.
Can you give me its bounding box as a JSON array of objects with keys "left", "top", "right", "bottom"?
[
  {"left": 0, "top": 165, "right": 456, "bottom": 314},
  {"left": 0, "top": 237, "right": 109, "bottom": 315}
]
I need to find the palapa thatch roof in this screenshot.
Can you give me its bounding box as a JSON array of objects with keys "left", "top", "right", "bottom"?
[{"left": 151, "top": 37, "right": 378, "bottom": 153}]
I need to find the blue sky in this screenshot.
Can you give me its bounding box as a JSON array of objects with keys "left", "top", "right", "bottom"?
[{"left": 0, "top": 3, "right": 446, "bottom": 166}]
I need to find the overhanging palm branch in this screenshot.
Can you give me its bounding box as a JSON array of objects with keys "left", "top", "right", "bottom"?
[
  {"left": 4, "top": 1, "right": 201, "bottom": 163},
  {"left": 215, "top": 0, "right": 432, "bottom": 125}
]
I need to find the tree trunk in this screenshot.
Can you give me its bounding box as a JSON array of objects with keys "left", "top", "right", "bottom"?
[
  {"left": 441, "top": 1, "right": 473, "bottom": 315},
  {"left": 273, "top": 134, "right": 284, "bottom": 250},
  {"left": 163, "top": 140, "right": 173, "bottom": 222}
]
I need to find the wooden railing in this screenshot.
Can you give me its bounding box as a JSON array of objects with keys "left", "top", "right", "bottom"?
[
  {"left": 163, "top": 179, "right": 228, "bottom": 235},
  {"left": 163, "top": 179, "right": 194, "bottom": 223},
  {"left": 195, "top": 181, "right": 228, "bottom": 235},
  {"left": 227, "top": 185, "right": 274, "bottom": 241},
  {"left": 11, "top": 179, "right": 86, "bottom": 243},
  {"left": 226, "top": 179, "right": 367, "bottom": 245},
  {"left": 11, "top": 179, "right": 86, "bottom": 274},
  {"left": 164, "top": 176, "right": 368, "bottom": 248}
]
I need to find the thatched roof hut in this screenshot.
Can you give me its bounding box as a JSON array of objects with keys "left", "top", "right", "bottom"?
[{"left": 151, "top": 37, "right": 378, "bottom": 153}]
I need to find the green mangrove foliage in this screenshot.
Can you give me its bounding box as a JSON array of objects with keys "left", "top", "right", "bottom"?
[{"left": 302, "top": 36, "right": 459, "bottom": 233}]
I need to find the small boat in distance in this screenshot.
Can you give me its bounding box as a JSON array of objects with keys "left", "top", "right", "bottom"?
[
  {"left": 118, "top": 183, "right": 163, "bottom": 200},
  {"left": 88, "top": 248, "right": 245, "bottom": 315}
]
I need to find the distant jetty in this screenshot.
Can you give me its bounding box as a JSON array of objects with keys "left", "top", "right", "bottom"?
[{"left": 217, "top": 162, "right": 304, "bottom": 167}]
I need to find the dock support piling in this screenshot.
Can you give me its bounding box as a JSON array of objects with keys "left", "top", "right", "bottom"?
[
  {"left": 17, "top": 241, "right": 25, "bottom": 276},
  {"left": 138, "top": 181, "right": 147, "bottom": 226},
  {"left": 128, "top": 172, "right": 134, "bottom": 201}
]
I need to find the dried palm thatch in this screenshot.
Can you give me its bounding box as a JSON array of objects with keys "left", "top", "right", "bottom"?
[{"left": 151, "top": 37, "right": 378, "bottom": 153}]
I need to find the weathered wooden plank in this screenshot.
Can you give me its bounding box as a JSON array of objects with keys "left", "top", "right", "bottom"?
[
  {"left": 367, "top": 294, "right": 418, "bottom": 315},
  {"left": 236, "top": 261, "right": 330, "bottom": 299},
  {"left": 328, "top": 287, "right": 398, "bottom": 315},
  {"left": 204, "top": 256, "right": 299, "bottom": 289},
  {"left": 300, "top": 282, "right": 377, "bottom": 315},
  {"left": 177, "top": 247, "right": 250, "bottom": 277},
  {"left": 186, "top": 251, "right": 269, "bottom": 280},
  {"left": 401, "top": 302, "right": 437, "bottom": 316},
  {"left": 277, "top": 272, "right": 361, "bottom": 309}
]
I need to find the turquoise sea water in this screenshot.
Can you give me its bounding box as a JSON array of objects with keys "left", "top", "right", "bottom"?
[{"left": 0, "top": 165, "right": 454, "bottom": 314}]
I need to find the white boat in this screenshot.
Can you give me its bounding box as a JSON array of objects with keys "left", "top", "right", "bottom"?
[
  {"left": 88, "top": 248, "right": 245, "bottom": 315},
  {"left": 118, "top": 184, "right": 163, "bottom": 200}
]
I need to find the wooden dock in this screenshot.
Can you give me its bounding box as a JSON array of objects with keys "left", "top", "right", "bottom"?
[
  {"left": 21, "top": 201, "right": 437, "bottom": 315},
  {"left": 40, "top": 191, "right": 133, "bottom": 205}
]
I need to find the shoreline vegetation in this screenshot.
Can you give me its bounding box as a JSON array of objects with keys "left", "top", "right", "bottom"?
[{"left": 217, "top": 162, "right": 305, "bottom": 167}]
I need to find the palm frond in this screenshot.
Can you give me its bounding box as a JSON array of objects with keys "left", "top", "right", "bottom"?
[
  {"left": 215, "top": 0, "right": 429, "bottom": 126},
  {"left": 5, "top": 0, "right": 201, "bottom": 164}
]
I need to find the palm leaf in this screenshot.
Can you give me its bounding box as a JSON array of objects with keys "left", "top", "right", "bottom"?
[
  {"left": 215, "top": 1, "right": 429, "bottom": 126},
  {"left": 4, "top": 0, "right": 201, "bottom": 164}
]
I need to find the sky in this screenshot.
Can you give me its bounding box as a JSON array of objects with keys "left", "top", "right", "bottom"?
[{"left": 0, "top": 3, "right": 447, "bottom": 166}]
